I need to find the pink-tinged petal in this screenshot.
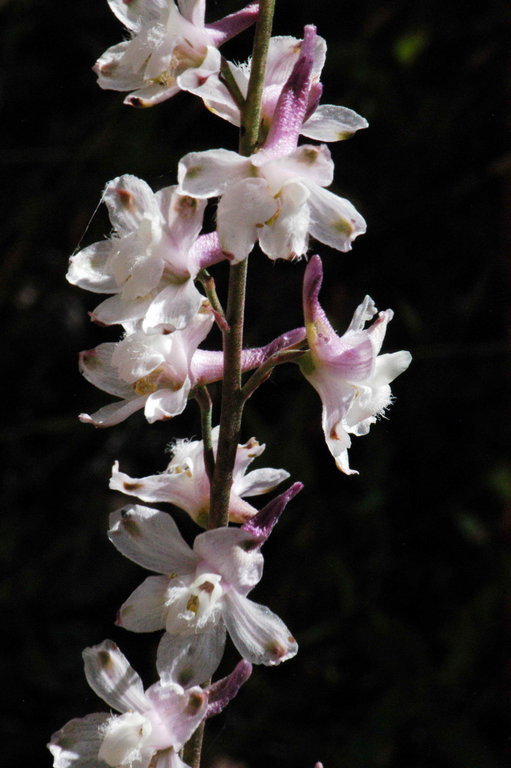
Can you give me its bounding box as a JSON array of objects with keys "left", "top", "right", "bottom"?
[
  {"left": 117, "top": 574, "right": 170, "bottom": 632},
  {"left": 303, "top": 254, "right": 336, "bottom": 338},
  {"left": 264, "top": 25, "right": 317, "bottom": 157},
  {"left": 217, "top": 178, "right": 276, "bottom": 262},
  {"left": 79, "top": 395, "right": 146, "bottom": 428},
  {"left": 190, "top": 231, "right": 226, "bottom": 271},
  {"left": 82, "top": 640, "right": 148, "bottom": 714},
  {"left": 142, "top": 281, "right": 204, "bottom": 332},
  {"left": 301, "top": 104, "right": 369, "bottom": 142},
  {"left": 157, "top": 626, "right": 226, "bottom": 686},
  {"left": 157, "top": 188, "right": 207, "bottom": 261},
  {"left": 124, "top": 83, "right": 181, "bottom": 108},
  {"left": 67, "top": 242, "right": 118, "bottom": 294},
  {"left": 258, "top": 180, "right": 310, "bottom": 260},
  {"left": 144, "top": 382, "right": 191, "bottom": 423},
  {"left": 308, "top": 183, "right": 366, "bottom": 251},
  {"left": 205, "top": 660, "right": 252, "bottom": 718},
  {"left": 180, "top": 69, "right": 240, "bottom": 126},
  {"left": 154, "top": 749, "right": 188, "bottom": 768},
  {"left": 206, "top": 2, "right": 259, "bottom": 46},
  {"left": 303, "top": 81, "right": 323, "bottom": 123},
  {"left": 223, "top": 591, "right": 298, "bottom": 665},
  {"left": 103, "top": 175, "right": 160, "bottom": 235},
  {"left": 109, "top": 505, "right": 196, "bottom": 574},
  {"left": 193, "top": 528, "right": 264, "bottom": 593},
  {"left": 48, "top": 712, "right": 109, "bottom": 768},
  {"left": 106, "top": 0, "right": 165, "bottom": 32},
  {"left": 94, "top": 42, "right": 145, "bottom": 92},
  {"left": 79, "top": 343, "right": 134, "bottom": 398},
  {"left": 177, "top": 0, "right": 205, "bottom": 27},
  {"left": 234, "top": 467, "right": 290, "bottom": 497},
  {"left": 145, "top": 682, "right": 208, "bottom": 749},
  {"left": 242, "top": 482, "right": 303, "bottom": 542},
  {"left": 178, "top": 149, "right": 250, "bottom": 198},
  {"left": 271, "top": 144, "right": 334, "bottom": 188},
  {"left": 91, "top": 293, "right": 152, "bottom": 328}
]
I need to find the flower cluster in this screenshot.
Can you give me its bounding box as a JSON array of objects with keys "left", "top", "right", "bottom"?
[{"left": 50, "top": 1, "right": 411, "bottom": 766}]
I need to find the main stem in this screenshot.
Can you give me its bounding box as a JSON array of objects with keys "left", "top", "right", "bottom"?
[{"left": 208, "top": 0, "right": 276, "bottom": 530}]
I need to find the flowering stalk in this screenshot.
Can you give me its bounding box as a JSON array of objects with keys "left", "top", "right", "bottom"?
[{"left": 208, "top": 0, "right": 276, "bottom": 530}]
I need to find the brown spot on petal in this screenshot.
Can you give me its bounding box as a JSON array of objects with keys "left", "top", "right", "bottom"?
[
  {"left": 266, "top": 641, "right": 287, "bottom": 659},
  {"left": 199, "top": 580, "right": 215, "bottom": 594},
  {"left": 240, "top": 537, "right": 259, "bottom": 552},
  {"left": 178, "top": 667, "right": 194, "bottom": 686},
  {"left": 186, "top": 594, "right": 199, "bottom": 614},
  {"left": 332, "top": 218, "right": 355, "bottom": 236},
  {"left": 117, "top": 189, "right": 135, "bottom": 209},
  {"left": 302, "top": 148, "right": 319, "bottom": 164},
  {"left": 98, "top": 650, "right": 113, "bottom": 669},
  {"left": 186, "top": 692, "right": 205, "bottom": 714},
  {"left": 175, "top": 195, "right": 198, "bottom": 216},
  {"left": 186, "top": 165, "right": 202, "bottom": 180},
  {"left": 122, "top": 517, "right": 142, "bottom": 539},
  {"left": 123, "top": 481, "right": 143, "bottom": 491}
]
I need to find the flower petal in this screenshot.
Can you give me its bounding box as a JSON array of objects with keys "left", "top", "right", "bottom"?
[
  {"left": 157, "top": 626, "right": 226, "bottom": 687},
  {"left": 144, "top": 383, "right": 191, "bottom": 423},
  {"left": 193, "top": 528, "right": 264, "bottom": 594},
  {"left": 79, "top": 396, "right": 147, "bottom": 428},
  {"left": 48, "top": 712, "right": 109, "bottom": 768},
  {"left": 308, "top": 183, "right": 366, "bottom": 251},
  {"left": 217, "top": 178, "right": 276, "bottom": 263},
  {"left": 235, "top": 467, "right": 290, "bottom": 497},
  {"left": 301, "top": 104, "right": 369, "bottom": 142},
  {"left": 117, "top": 574, "right": 171, "bottom": 632},
  {"left": 108, "top": 505, "right": 196, "bottom": 574},
  {"left": 142, "top": 281, "right": 204, "bottom": 332},
  {"left": 223, "top": 591, "right": 298, "bottom": 665},
  {"left": 82, "top": 640, "right": 148, "bottom": 713},
  {"left": 67, "top": 242, "right": 118, "bottom": 294},
  {"left": 79, "top": 344, "right": 134, "bottom": 398},
  {"left": 178, "top": 149, "right": 250, "bottom": 198},
  {"left": 144, "top": 681, "right": 208, "bottom": 749},
  {"left": 103, "top": 175, "right": 160, "bottom": 236}
]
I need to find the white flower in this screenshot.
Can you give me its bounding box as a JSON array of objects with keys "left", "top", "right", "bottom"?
[
  {"left": 48, "top": 640, "right": 207, "bottom": 768},
  {"left": 95, "top": 0, "right": 259, "bottom": 108},
  {"left": 67, "top": 175, "right": 224, "bottom": 332},
  {"left": 182, "top": 28, "right": 368, "bottom": 144},
  {"left": 108, "top": 485, "right": 302, "bottom": 679},
  {"left": 178, "top": 144, "right": 365, "bottom": 262},
  {"left": 110, "top": 426, "right": 290, "bottom": 527},
  {"left": 301, "top": 255, "right": 412, "bottom": 474}
]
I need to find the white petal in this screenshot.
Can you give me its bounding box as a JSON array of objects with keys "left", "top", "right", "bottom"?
[
  {"left": 373, "top": 350, "right": 412, "bottom": 386},
  {"left": 79, "top": 343, "right": 134, "bottom": 398},
  {"left": 273, "top": 144, "right": 334, "bottom": 188},
  {"left": 67, "top": 242, "right": 118, "bottom": 294},
  {"left": 235, "top": 468, "right": 290, "bottom": 497},
  {"left": 79, "top": 396, "right": 146, "bottom": 428},
  {"left": 82, "top": 640, "right": 148, "bottom": 713},
  {"left": 124, "top": 82, "right": 180, "bottom": 108},
  {"left": 91, "top": 293, "right": 152, "bottom": 327},
  {"left": 301, "top": 105, "right": 369, "bottom": 142},
  {"left": 223, "top": 591, "right": 298, "bottom": 665},
  {"left": 142, "top": 281, "right": 203, "bottom": 332},
  {"left": 177, "top": 0, "right": 205, "bottom": 26},
  {"left": 178, "top": 149, "right": 250, "bottom": 198},
  {"left": 145, "top": 681, "right": 208, "bottom": 750},
  {"left": 103, "top": 175, "right": 160, "bottom": 236},
  {"left": 347, "top": 295, "right": 377, "bottom": 332},
  {"left": 308, "top": 184, "right": 366, "bottom": 252},
  {"left": 157, "top": 188, "right": 206, "bottom": 260},
  {"left": 193, "top": 528, "right": 264, "bottom": 593},
  {"left": 108, "top": 505, "right": 196, "bottom": 574},
  {"left": 157, "top": 626, "right": 226, "bottom": 687},
  {"left": 94, "top": 42, "right": 145, "bottom": 91},
  {"left": 217, "top": 178, "right": 276, "bottom": 263},
  {"left": 48, "top": 713, "right": 109, "bottom": 768},
  {"left": 118, "top": 574, "right": 171, "bottom": 632},
  {"left": 144, "top": 383, "right": 191, "bottom": 423},
  {"left": 106, "top": 0, "right": 165, "bottom": 32},
  {"left": 258, "top": 181, "right": 310, "bottom": 260}
]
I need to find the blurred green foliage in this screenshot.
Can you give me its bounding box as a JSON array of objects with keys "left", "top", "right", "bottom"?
[{"left": 1, "top": 1, "right": 509, "bottom": 767}]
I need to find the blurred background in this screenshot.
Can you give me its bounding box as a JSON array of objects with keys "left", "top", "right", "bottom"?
[{"left": 1, "top": 0, "right": 510, "bottom": 766}]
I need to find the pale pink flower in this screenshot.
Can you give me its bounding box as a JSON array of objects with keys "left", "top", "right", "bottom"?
[
  {"left": 109, "top": 484, "right": 302, "bottom": 680},
  {"left": 48, "top": 640, "right": 251, "bottom": 768},
  {"left": 79, "top": 322, "right": 305, "bottom": 427},
  {"left": 95, "top": 0, "right": 259, "bottom": 108},
  {"left": 178, "top": 28, "right": 365, "bottom": 263},
  {"left": 67, "top": 175, "right": 224, "bottom": 332},
  {"left": 110, "top": 426, "right": 290, "bottom": 527},
  {"left": 301, "top": 255, "right": 412, "bottom": 474},
  {"left": 182, "top": 26, "right": 368, "bottom": 144}
]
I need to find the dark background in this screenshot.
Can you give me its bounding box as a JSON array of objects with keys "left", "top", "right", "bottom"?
[{"left": 1, "top": 0, "right": 510, "bottom": 766}]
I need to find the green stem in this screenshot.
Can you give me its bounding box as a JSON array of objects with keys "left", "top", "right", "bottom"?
[
  {"left": 195, "top": 385, "right": 215, "bottom": 483},
  {"left": 208, "top": 0, "right": 276, "bottom": 528},
  {"left": 182, "top": 720, "right": 206, "bottom": 768},
  {"left": 241, "top": 348, "right": 307, "bottom": 402},
  {"left": 197, "top": 269, "right": 229, "bottom": 331},
  {"left": 219, "top": 57, "right": 245, "bottom": 111}
]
